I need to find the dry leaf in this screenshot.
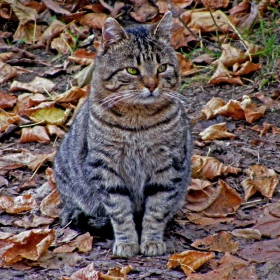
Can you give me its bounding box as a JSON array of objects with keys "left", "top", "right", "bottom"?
[
  {"left": 130, "top": 4, "right": 158, "bottom": 23},
  {"left": 46, "top": 124, "right": 66, "bottom": 138},
  {"left": 13, "top": 22, "right": 42, "bottom": 44},
  {"left": 40, "top": 189, "right": 61, "bottom": 218},
  {"left": 201, "top": 97, "right": 226, "bottom": 120},
  {"left": 231, "top": 228, "right": 261, "bottom": 240},
  {"left": 68, "top": 49, "right": 96, "bottom": 66},
  {"left": 2, "top": 228, "right": 55, "bottom": 265},
  {"left": 20, "top": 126, "right": 50, "bottom": 144},
  {"left": 0, "top": 111, "right": 20, "bottom": 133},
  {"left": 54, "top": 86, "right": 88, "bottom": 104},
  {"left": 167, "top": 250, "right": 214, "bottom": 276},
  {"left": 199, "top": 122, "right": 235, "bottom": 140},
  {"left": 0, "top": 194, "right": 37, "bottom": 214},
  {"left": 233, "top": 61, "right": 261, "bottom": 76},
  {"left": 0, "top": 91, "right": 17, "bottom": 109},
  {"left": 42, "top": 0, "right": 71, "bottom": 15},
  {"left": 228, "top": 0, "right": 250, "bottom": 17},
  {"left": 0, "top": 61, "right": 18, "bottom": 83},
  {"left": 79, "top": 13, "right": 108, "bottom": 30},
  {"left": 29, "top": 107, "right": 71, "bottom": 125},
  {"left": 191, "top": 155, "right": 241, "bottom": 180},
  {"left": 241, "top": 165, "right": 279, "bottom": 200},
  {"left": 191, "top": 231, "right": 239, "bottom": 253},
  {"left": 53, "top": 232, "right": 93, "bottom": 253},
  {"left": 51, "top": 32, "right": 75, "bottom": 54},
  {"left": 186, "top": 212, "right": 234, "bottom": 226},
  {"left": 209, "top": 62, "right": 244, "bottom": 85},
  {"left": 201, "top": 0, "right": 229, "bottom": 9},
  {"left": 14, "top": 214, "right": 54, "bottom": 228},
  {"left": 10, "top": 76, "right": 56, "bottom": 94},
  {"left": 40, "top": 19, "right": 65, "bottom": 44}
]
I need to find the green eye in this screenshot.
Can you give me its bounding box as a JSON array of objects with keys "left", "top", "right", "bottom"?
[
  {"left": 127, "top": 67, "right": 139, "bottom": 75},
  {"left": 157, "top": 64, "right": 167, "bottom": 73}
]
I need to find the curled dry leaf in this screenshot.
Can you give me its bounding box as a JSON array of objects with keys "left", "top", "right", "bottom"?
[
  {"left": 187, "top": 212, "right": 234, "bottom": 226},
  {"left": 40, "top": 189, "right": 61, "bottom": 218},
  {"left": 13, "top": 22, "right": 42, "bottom": 44},
  {"left": 209, "top": 62, "right": 244, "bottom": 85},
  {"left": 187, "top": 252, "right": 257, "bottom": 280},
  {"left": 14, "top": 214, "right": 54, "bottom": 229},
  {"left": 29, "top": 107, "right": 71, "bottom": 125},
  {"left": 191, "top": 155, "right": 241, "bottom": 180},
  {"left": 189, "top": 178, "right": 212, "bottom": 191},
  {"left": 0, "top": 61, "right": 18, "bottom": 83},
  {"left": 231, "top": 228, "right": 261, "bottom": 240},
  {"left": 0, "top": 91, "right": 17, "bottom": 109},
  {"left": 10, "top": 76, "right": 56, "bottom": 94},
  {"left": 201, "top": 97, "right": 226, "bottom": 120},
  {"left": 2, "top": 228, "right": 55, "bottom": 265},
  {"left": 0, "top": 111, "right": 20, "bottom": 133},
  {"left": 241, "top": 164, "right": 279, "bottom": 200},
  {"left": 79, "top": 13, "right": 108, "bottom": 30},
  {"left": 20, "top": 126, "right": 50, "bottom": 144},
  {"left": 201, "top": 0, "right": 229, "bottom": 9},
  {"left": 199, "top": 122, "right": 235, "bottom": 140},
  {"left": 46, "top": 124, "right": 66, "bottom": 138},
  {"left": 191, "top": 231, "right": 239, "bottom": 253},
  {"left": 187, "top": 179, "right": 243, "bottom": 217},
  {"left": 0, "top": 150, "right": 55, "bottom": 171},
  {"left": 0, "top": 194, "right": 37, "bottom": 214},
  {"left": 167, "top": 250, "right": 214, "bottom": 276},
  {"left": 53, "top": 232, "right": 93, "bottom": 253},
  {"left": 51, "top": 32, "right": 76, "bottom": 54},
  {"left": 54, "top": 86, "right": 88, "bottom": 105},
  {"left": 42, "top": 0, "right": 71, "bottom": 15},
  {"left": 68, "top": 49, "right": 96, "bottom": 66},
  {"left": 40, "top": 19, "right": 65, "bottom": 44},
  {"left": 228, "top": 0, "right": 250, "bottom": 17},
  {"left": 130, "top": 3, "right": 158, "bottom": 23},
  {"left": 233, "top": 61, "right": 261, "bottom": 76}
]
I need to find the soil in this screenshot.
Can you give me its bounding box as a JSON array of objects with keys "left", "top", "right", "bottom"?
[{"left": 0, "top": 46, "right": 280, "bottom": 279}]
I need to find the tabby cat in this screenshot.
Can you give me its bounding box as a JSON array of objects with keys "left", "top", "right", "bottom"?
[{"left": 54, "top": 12, "right": 192, "bottom": 258}]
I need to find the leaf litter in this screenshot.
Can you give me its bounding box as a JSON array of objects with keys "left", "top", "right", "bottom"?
[{"left": 0, "top": 0, "right": 279, "bottom": 279}]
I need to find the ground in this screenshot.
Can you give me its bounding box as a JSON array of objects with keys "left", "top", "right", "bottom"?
[{"left": 1, "top": 13, "right": 280, "bottom": 280}]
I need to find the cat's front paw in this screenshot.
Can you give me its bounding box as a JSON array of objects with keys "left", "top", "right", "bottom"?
[
  {"left": 113, "top": 242, "right": 139, "bottom": 258},
  {"left": 140, "top": 241, "right": 166, "bottom": 256}
]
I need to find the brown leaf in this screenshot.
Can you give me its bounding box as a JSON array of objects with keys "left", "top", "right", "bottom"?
[
  {"left": 187, "top": 179, "right": 243, "bottom": 217},
  {"left": 191, "top": 155, "right": 241, "bottom": 180},
  {"left": 231, "top": 228, "right": 262, "bottom": 240},
  {"left": 14, "top": 214, "right": 54, "bottom": 228},
  {"left": 0, "top": 91, "right": 17, "bottom": 109},
  {"left": 201, "top": 0, "right": 229, "bottom": 9},
  {"left": 130, "top": 4, "right": 158, "bottom": 23},
  {"left": 53, "top": 232, "right": 93, "bottom": 253},
  {"left": 176, "top": 53, "right": 197, "bottom": 76},
  {"left": 42, "top": 0, "right": 71, "bottom": 15},
  {"left": 0, "top": 194, "right": 37, "bottom": 214},
  {"left": 46, "top": 124, "right": 66, "bottom": 138},
  {"left": 68, "top": 49, "right": 96, "bottom": 66},
  {"left": 187, "top": 253, "right": 257, "bottom": 280},
  {"left": 20, "top": 126, "right": 50, "bottom": 144},
  {"left": 54, "top": 86, "right": 88, "bottom": 105},
  {"left": 0, "top": 61, "right": 18, "bottom": 83},
  {"left": 241, "top": 165, "right": 279, "bottom": 200},
  {"left": 191, "top": 231, "right": 239, "bottom": 253},
  {"left": 13, "top": 22, "right": 42, "bottom": 44},
  {"left": 186, "top": 212, "right": 234, "bottom": 226},
  {"left": 2, "top": 228, "right": 55, "bottom": 265},
  {"left": 199, "top": 122, "right": 235, "bottom": 140},
  {"left": 209, "top": 62, "right": 244, "bottom": 85},
  {"left": 40, "top": 19, "right": 65, "bottom": 44},
  {"left": 79, "top": 13, "right": 108, "bottom": 30},
  {"left": 0, "top": 111, "right": 20, "bottom": 133},
  {"left": 228, "top": 0, "right": 250, "bottom": 17},
  {"left": 233, "top": 61, "right": 261, "bottom": 76},
  {"left": 51, "top": 32, "right": 75, "bottom": 54},
  {"left": 167, "top": 250, "right": 214, "bottom": 276},
  {"left": 10, "top": 76, "right": 56, "bottom": 94},
  {"left": 40, "top": 189, "right": 61, "bottom": 218},
  {"left": 201, "top": 97, "right": 227, "bottom": 120}
]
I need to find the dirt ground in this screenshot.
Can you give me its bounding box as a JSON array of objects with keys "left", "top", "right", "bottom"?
[{"left": 1, "top": 44, "right": 280, "bottom": 279}]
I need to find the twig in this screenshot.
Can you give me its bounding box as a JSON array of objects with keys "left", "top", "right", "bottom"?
[{"left": 167, "top": 0, "right": 221, "bottom": 52}]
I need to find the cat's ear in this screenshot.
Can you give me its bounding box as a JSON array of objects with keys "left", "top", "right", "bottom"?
[
  {"left": 102, "top": 17, "right": 128, "bottom": 49},
  {"left": 152, "top": 11, "right": 173, "bottom": 42}
]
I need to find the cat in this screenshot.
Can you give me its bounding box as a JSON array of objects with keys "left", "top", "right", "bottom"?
[{"left": 54, "top": 11, "right": 192, "bottom": 258}]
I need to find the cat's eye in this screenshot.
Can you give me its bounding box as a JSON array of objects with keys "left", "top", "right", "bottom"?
[
  {"left": 127, "top": 67, "right": 139, "bottom": 75},
  {"left": 157, "top": 64, "right": 167, "bottom": 73}
]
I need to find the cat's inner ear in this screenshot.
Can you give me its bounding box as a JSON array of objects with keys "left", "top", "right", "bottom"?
[
  {"left": 102, "top": 17, "right": 128, "bottom": 49},
  {"left": 152, "top": 11, "right": 173, "bottom": 42}
]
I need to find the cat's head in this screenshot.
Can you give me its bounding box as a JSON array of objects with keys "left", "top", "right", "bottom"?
[{"left": 91, "top": 12, "right": 180, "bottom": 108}]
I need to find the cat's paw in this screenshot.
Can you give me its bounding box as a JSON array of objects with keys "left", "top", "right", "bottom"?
[
  {"left": 140, "top": 241, "right": 166, "bottom": 256},
  {"left": 113, "top": 242, "right": 139, "bottom": 258}
]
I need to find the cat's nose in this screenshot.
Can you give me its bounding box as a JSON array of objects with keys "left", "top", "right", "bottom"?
[{"left": 144, "top": 77, "right": 157, "bottom": 93}]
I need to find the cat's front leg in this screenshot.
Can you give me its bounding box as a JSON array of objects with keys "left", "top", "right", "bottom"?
[
  {"left": 103, "top": 188, "right": 139, "bottom": 258},
  {"left": 140, "top": 183, "right": 182, "bottom": 256}
]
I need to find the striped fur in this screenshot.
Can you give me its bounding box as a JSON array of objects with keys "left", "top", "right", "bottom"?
[{"left": 54, "top": 12, "right": 192, "bottom": 257}]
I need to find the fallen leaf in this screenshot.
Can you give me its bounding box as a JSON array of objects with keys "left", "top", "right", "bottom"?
[
  {"left": 2, "top": 228, "right": 55, "bottom": 265},
  {"left": 201, "top": 97, "right": 227, "bottom": 120},
  {"left": 231, "top": 228, "right": 262, "bottom": 240},
  {"left": 40, "top": 19, "right": 65, "bottom": 45},
  {"left": 0, "top": 91, "right": 17, "bottom": 109},
  {"left": 40, "top": 189, "right": 61, "bottom": 218},
  {"left": 13, "top": 22, "right": 42, "bottom": 44},
  {"left": 0, "top": 194, "right": 37, "bottom": 214},
  {"left": 54, "top": 86, "right": 88, "bottom": 105},
  {"left": 51, "top": 32, "right": 76, "bottom": 54},
  {"left": 201, "top": 0, "right": 229, "bottom": 9},
  {"left": 0, "top": 111, "right": 20, "bottom": 133},
  {"left": 241, "top": 165, "right": 279, "bottom": 200},
  {"left": 191, "top": 155, "right": 241, "bottom": 180},
  {"left": 130, "top": 4, "right": 158, "bottom": 23},
  {"left": 199, "top": 122, "right": 235, "bottom": 140},
  {"left": 46, "top": 124, "right": 66, "bottom": 138},
  {"left": 10, "top": 76, "right": 56, "bottom": 94},
  {"left": 228, "top": 0, "right": 250, "bottom": 18},
  {"left": 14, "top": 214, "right": 54, "bottom": 228},
  {"left": 0, "top": 61, "right": 18, "bottom": 83},
  {"left": 191, "top": 231, "right": 239, "bottom": 253},
  {"left": 186, "top": 212, "right": 234, "bottom": 226},
  {"left": 209, "top": 62, "right": 244, "bottom": 85},
  {"left": 167, "top": 250, "right": 214, "bottom": 276},
  {"left": 29, "top": 107, "right": 71, "bottom": 125},
  {"left": 42, "top": 0, "right": 71, "bottom": 15},
  {"left": 68, "top": 49, "right": 96, "bottom": 66},
  {"left": 79, "top": 13, "right": 108, "bottom": 30},
  {"left": 20, "top": 126, "right": 50, "bottom": 144},
  {"left": 53, "top": 232, "right": 93, "bottom": 253},
  {"left": 187, "top": 252, "right": 257, "bottom": 280},
  {"left": 233, "top": 61, "right": 261, "bottom": 76}
]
